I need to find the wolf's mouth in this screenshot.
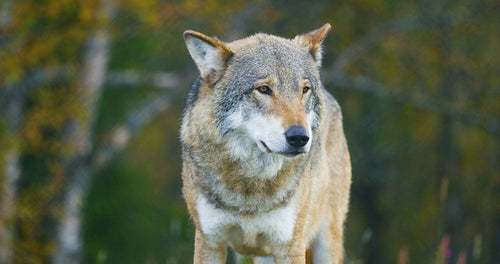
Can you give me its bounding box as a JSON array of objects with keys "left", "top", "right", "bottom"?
[
  {"left": 259, "top": 141, "right": 272, "bottom": 153},
  {"left": 258, "top": 141, "right": 306, "bottom": 157},
  {"left": 281, "top": 150, "right": 305, "bottom": 157}
]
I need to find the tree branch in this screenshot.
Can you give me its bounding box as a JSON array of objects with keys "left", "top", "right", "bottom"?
[
  {"left": 324, "top": 72, "right": 500, "bottom": 135},
  {"left": 91, "top": 91, "right": 171, "bottom": 170},
  {"left": 1, "top": 68, "right": 183, "bottom": 101},
  {"left": 105, "top": 69, "right": 181, "bottom": 90},
  {"left": 0, "top": 66, "right": 74, "bottom": 104},
  {"left": 331, "top": 10, "right": 468, "bottom": 74}
]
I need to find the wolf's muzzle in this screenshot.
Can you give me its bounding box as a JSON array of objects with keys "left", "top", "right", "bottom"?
[{"left": 285, "top": 126, "right": 309, "bottom": 149}]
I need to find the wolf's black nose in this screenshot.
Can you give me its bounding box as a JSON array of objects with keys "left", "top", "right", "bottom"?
[{"left": 285, "top": 126, "right": 309, "bottom": 148}]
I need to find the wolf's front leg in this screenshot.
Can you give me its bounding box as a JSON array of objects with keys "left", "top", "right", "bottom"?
[
  {"left": 274, "top": 238, "right": 306, "bottom": 264},
  {"left": 193, "top": 229, "right": 227, "bottom": 264},
  {"left": 310, "top": 221, "right": 345, "bottom": 264}
]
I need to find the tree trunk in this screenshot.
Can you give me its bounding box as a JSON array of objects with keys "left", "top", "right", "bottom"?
[
  {"left": 436, "top": 9, "right": 463, "bottom": 263},
  {"left": 0, "top": 90, "right": 25, "bottom": 264},
  {"left": 0, "top": 0, "right": 24, "bottom": 256},
  {"left": 0, "top": 0, "right": 12, "bottom": 28},
  {"left": 0, "top": 151, "right": 21, "bottom": 264},
  {"left": 53, "top": 1, "right": 115, "bottom": 263}
]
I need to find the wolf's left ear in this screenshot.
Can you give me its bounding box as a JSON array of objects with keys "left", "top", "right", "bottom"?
[
  {"left": 184, "top": 30, "right": 233, "bottom": 84},
  {"left": 294, "top": 23, "right": 332, "bottom": 67}
]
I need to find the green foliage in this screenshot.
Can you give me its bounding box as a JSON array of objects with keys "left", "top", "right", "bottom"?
[
  {"left": 84, "top": 163, "right": 193, "bottom": 264},
  {"left": 0, "top": 0, "right": 98, "bottom": 83},
  {"left": 2, "top": 0, "right": 499, "bottom": 263}
]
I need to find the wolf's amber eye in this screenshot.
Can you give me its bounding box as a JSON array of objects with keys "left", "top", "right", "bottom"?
[
  {"left": 303, "top": 86, "right": 311, "bottom": 94},
  {"left": 256, "top": 86, "right": 272, "bottom": 95}
]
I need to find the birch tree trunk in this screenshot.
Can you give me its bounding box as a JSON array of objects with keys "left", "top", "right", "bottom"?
[
  {"left": 53, "top": 1, "right": 115, "bottom": 263},
  {"left": 0, "top": 0, "right": 13, "bottom": 28},
  {"left": 0, "top": 1, "right": 21, "bottom": 263},
  {"left": 0, "top": 100, "right": 23, "bottom": 264},
  {"left": 0, "top": 152, "right": 19, "bottom": 264}
]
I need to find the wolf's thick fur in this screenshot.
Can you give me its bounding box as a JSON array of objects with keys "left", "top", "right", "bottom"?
[{"left": 181, "top": 24, "right": 351, "bottom": 264}]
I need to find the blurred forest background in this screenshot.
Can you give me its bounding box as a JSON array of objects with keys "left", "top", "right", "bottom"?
[{"left": 0, "top": 0, "right": 499, "bottom": 263}]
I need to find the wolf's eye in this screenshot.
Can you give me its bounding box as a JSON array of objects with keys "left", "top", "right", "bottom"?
[
  {"left": 303, "top": 86, "right": 311, "bottom": 94},
  {"left": 256, "top": 86, "right": 272, "bottom": 95}
]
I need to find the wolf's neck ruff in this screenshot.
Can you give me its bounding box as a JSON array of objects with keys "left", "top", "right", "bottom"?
[{"left": 183, "top": 131, "right": 312, "bottom": 214}]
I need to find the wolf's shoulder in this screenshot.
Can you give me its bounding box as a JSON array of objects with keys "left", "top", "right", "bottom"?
[{"left": 322, "top": 88, "right": 341, "bottom": 115}]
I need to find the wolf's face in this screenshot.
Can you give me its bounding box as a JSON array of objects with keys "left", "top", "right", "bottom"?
[
  {"left": 184, "top": 25, "right": 330, "bottom": 160},
  {"left": 221, "top": 38, "right": 322, "bottom": 157}
]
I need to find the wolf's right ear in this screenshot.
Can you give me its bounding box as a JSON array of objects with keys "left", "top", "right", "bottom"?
[
  {"left": 184, "top": 30, "right": 233, "bottom": 84},
  {"left": 294, "top": 23, "right": 332, "bottom": 67}
]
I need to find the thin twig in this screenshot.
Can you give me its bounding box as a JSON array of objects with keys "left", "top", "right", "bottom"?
[{"left": 92, "top": 92, "right": 171, "bottom": 170}]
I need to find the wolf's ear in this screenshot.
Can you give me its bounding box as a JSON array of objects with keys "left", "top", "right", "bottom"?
[
  {"left": 294, "top": 23, "right": 332, "bottom": 67},
  {"left": 184, "top": 30, "right": 233, "bottom": 84}
]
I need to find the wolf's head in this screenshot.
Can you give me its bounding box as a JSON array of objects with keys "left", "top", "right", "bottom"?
[{"left": 184, "top": 24, "right": 331, "bottom": 160}]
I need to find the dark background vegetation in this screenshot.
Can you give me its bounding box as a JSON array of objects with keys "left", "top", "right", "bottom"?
[{"left": 1, "top": 0, "right": 499, "bottom": 263}]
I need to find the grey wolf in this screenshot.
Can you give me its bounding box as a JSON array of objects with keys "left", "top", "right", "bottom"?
[{"left": 180, "top": 24, "right": 351, "bottom": 264}]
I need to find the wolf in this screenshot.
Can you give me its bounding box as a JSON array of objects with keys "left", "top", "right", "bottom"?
[{"left": 180, "top": 24, "right": 351, "bottom": 264}]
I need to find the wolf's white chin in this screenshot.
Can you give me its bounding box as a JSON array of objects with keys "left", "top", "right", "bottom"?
[{"left": 224, "top": 136, "right": 285, "bottom": 179}]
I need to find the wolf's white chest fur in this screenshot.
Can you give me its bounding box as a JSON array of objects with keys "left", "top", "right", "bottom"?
[{"left": 197, "top": 196, "right": 297, "bottom": 249}]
